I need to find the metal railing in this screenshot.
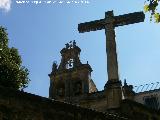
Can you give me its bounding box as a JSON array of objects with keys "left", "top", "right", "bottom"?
[{"left": 134, "top": 82, "right": 160, "bottom": 93}]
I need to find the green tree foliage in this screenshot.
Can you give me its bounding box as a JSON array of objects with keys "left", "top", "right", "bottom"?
[
  {"left": 0, "top": 26, "right": 30, "bottom": 90},
  {"left": 144, "top": 0, "right": 160, "bottom": 22}
]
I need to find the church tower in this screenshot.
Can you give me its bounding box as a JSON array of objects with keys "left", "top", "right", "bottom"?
[{"left": 49, "top": 40, "right": 97, "bottom": 102}]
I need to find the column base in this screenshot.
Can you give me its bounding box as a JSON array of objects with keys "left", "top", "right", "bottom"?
[
  {"left": 104, "top": 80, "right": 122, "bottom": 109},
  {"left": 104, "top": 79, "right": 122, "bottom": 89}
]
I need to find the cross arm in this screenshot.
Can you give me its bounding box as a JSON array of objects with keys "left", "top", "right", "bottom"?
[
  {"left": 114, "top": 11, "right": 145, "bottom": 27},
  {"left": 78, "top": 11, "right": 145, "bottom": 33},
  {"left": 78, "top": 19, "right": 105, "bottom": 33}
]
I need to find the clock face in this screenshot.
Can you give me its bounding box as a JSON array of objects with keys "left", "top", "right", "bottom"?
[{"left": 66, "top": 59, "right": 74, "bottom": 69}]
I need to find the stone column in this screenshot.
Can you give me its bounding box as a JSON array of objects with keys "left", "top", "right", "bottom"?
[
  {"left": 104, "top": 11, "right": 122, "bottom": 109},
  {"left": 105, "top": 11, "right": 119, "bottom": 82}
]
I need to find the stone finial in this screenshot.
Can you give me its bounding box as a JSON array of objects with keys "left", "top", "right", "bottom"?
[
  {"left": 65, "top": 43, "right": 69, "bottom": 49},
  {"left": 122, "top": 79, "right": 135, "bottom": 100},
  {"left": 52, "top": 61, "right": 58, "bottom": 72},
  {"left": 65, "top": 40, "right": 77, "bottom": 49},
  {"left": 73, "top": 40, "right": 76, "bottom": 47},
  {"left": 124, "top": 79, "right": 127, "bottom": 86}
]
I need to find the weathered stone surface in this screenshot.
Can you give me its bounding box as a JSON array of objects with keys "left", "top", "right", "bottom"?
[
  {"left": 118, "top": 100, "right": 160, "bottom": 120},
  {"left": 0, "top": 86, "right": 126, "bottom": 120}
]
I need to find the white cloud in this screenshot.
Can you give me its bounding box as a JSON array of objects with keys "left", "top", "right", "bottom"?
[{"left": 0, "top": 0, "right": 11, "bottom": 12}]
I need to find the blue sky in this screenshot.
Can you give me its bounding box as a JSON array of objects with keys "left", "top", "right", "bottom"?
[{"left": 0, "top": 0, "right": 160, "bottom": 97}]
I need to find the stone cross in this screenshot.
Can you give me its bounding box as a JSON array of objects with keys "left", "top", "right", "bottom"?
[{"left": 78, "top": 11, "right": 145, "bottom": 83}]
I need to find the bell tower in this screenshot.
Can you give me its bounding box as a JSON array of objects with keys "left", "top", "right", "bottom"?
[
  {"left": 58, "top": 40, "right": 81, "bottom": 70},
  {"left": 49, "top": 40, "right": 97, "bottom": 102}
]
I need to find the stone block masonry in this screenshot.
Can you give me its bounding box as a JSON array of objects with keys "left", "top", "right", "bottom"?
[{"left": 0, "top": 86, "right": 127, "bottom": 120}]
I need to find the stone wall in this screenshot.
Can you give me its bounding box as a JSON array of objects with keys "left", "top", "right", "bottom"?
[
  {"left": 0, "top": 86, "right": 127, "bottom": 120},
  {"left": 134, "top": 89, "right": 160, "bottom": 110},
  {"left": 119, "top": 99, "right": 160, "bottom": 120}
]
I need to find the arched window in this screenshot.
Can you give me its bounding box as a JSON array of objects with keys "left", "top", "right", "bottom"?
[
  {"left": 74, "top": 81, "right": 82, "bottom": 96},
  {"left": 56, "top": 83, "right": 65, "bottom": 97}
]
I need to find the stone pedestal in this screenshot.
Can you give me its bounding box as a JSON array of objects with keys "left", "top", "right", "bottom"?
[{"left": 104, "top": 80, "right": 122, "bottom": 109}]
